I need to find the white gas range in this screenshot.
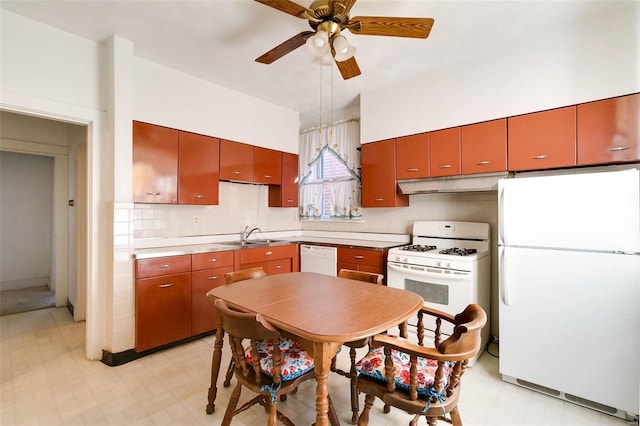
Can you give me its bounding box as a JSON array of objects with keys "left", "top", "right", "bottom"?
[{"left": 387, "top": 221, "right": 491, "bottom": 364}]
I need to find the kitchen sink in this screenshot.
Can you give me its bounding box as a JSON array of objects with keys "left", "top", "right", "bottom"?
[{"left": 221, "top": 239, "right": 273, "bottom": 246}]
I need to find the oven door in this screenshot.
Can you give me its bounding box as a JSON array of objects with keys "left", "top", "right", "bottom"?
[{"left": 388, "top": 261, "right": 473, "bottom": 333}]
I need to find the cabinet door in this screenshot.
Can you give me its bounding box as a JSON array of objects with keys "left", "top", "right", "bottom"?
[
  {"left": 429, "top": 127, "right": 461, "bottom": 177},
  {"left": 220, "top": 139, "right": 254, "bottom": 182},
  {"left": 191, "top": 265, "right": 234, "bottom": 335},
  {"left": 337, "top": 262, "right": 384, "bottom": 275},
  {"left": 254, "top": 147, "right": 282, "bottom": 184},
  {"left": 133, "top": 121, "right": 179, "bottom": 204},
  {"left": 396, "top": 133, "right": 429, "bottom": 179},
  {"left": 508, "top": 106, "right": 577, "bottom": 171},
  {"left": 269, "top": 152, "right": 299, "bottom": 207},
  {"left": 577, "top": 93, "right": 640, "bottom": 165},
  {"left": 461, "top": 119, "right": 507, "bottom": 174},
  {"left": 361, "top": 139, "right": 409, "bottom": 207},
  {"left": 178, "top": 132, "right": 220, "bottom": 205},
  {"left": 135, "top": 272, "right": 191, "bottom": 352}
]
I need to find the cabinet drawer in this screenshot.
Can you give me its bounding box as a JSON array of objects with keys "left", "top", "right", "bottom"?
[
  {"left": 240, "top": 244, "right": 296, "bottom": 264},
  {"left": 192, "top": 251, "right": 234, "bottom": 271},
  {"left": 136, "top": 255, "right": 191, "bottom": 279},
  {"left": 337, "top": 247, "right": 384, "bottom": 268},
  {"left": 267, "top": 258, "right": 292, "bottom": 275}
]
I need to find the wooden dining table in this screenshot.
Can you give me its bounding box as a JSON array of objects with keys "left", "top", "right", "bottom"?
[{"left": 205, "top": 271, "right": 424, "bottom": 426}]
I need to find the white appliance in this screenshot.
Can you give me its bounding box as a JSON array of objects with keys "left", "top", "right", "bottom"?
[
  {"left": 387, "top": 221, "right": 491, "bottom": 364},
  {"left": 300, "top": 244, "right": 337, "bottom": 276},
  {"left": 498, "top": 168, "right": 640, "bottom": 422}
]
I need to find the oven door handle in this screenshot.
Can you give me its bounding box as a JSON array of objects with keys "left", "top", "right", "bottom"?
[{"left": 388, "top": 262, "right": 471, "bottom": 280}]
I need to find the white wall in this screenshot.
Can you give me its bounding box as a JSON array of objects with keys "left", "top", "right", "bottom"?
[
  {"left": 0, "top": 152, "right": 53, "bottom": 290},
  {"left": 1, "top": 9, "right": 302, "bottom": 357},
  {"left": 361, "top": 2, "right": 640, "bottom": 142},
  {"left": 134, "top": 58, "right": 300, "bottom": 153}
]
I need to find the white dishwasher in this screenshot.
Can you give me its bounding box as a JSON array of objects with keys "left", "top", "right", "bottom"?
[{"left": 300, "top": 244, "right": 337, "bottom": 276}]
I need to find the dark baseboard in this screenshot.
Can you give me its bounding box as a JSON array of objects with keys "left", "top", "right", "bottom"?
[{"left": 101, "top": 330, "right": 216, "bottom": 367}]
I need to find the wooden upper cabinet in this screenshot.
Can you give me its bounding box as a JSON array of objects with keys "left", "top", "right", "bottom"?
[
  {"left": 396, "top": 133, "right": 429, "bottom": 179},
  {"left": 361, "top": 139, "right": 409, "bottom": 207},
  {"left": 178, "top": 132, "right": 219, "bottom": 205},
  {"left": 133, "top": 121, "right": 179, "bottom": 204},
  {"left": 220, "top": 139, "right": 254, "bottom": 182},
  {"left": 254, "top": 147, "right": 282, "bottom": 184},
  {"left": 429, "top": 127, "right": 461, "bottom": 177},
  {"left": 269, "top": 152, "right": 299, "bottom": 208},
  {"left": 508, "top": 106, "right": 577, "bottom": 171},
  {"left": 577, "top": 93, "right": 640, "bottom": 165},
  {"left": 461, "top": 119, "right": 507, "bottom": 174}
]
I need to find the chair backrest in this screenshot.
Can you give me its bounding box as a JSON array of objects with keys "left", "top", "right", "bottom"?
[
  {"left": 214, "top": 299, "right": 282, "bottom": 385},
  {"left": 224, "top": 266, "right": 266, "bottom": 284},
  {"left": 438, "top": 303, "right": 487, "bottom": 358},
  {"left": 338, "top": 269, "right": 383, "bottom": 285}
]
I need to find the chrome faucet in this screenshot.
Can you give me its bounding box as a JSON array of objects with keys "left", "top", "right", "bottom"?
[{"left": 242, "top": 226, "right": 261, "bottom": 243}]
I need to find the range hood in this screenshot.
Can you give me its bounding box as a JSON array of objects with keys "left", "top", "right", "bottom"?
[{"left": 398, "top": 172, "right": 511, "bottom": 194}]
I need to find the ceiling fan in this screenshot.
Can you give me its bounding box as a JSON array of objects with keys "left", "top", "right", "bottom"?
[{"left": 254, "top": 0, "right": 434, "bottom": 80}]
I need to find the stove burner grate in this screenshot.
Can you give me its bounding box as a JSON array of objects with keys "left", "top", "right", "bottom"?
[
  {"left": 400, "top": 244, "right": 437, "bottom": 252},
  {"left": 439, "top": 247, "right": 478, "bottom": 256}
]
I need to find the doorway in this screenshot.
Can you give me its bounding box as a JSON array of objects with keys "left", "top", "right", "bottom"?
[{"left": 0, "top": 111, "right": 87, "bottom": 319}]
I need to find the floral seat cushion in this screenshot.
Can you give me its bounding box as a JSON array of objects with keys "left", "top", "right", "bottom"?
[
  {"left": 355, "top": 335, "right": 449, "bottom": 396},
  {"left": 245, "top": 338, "right": 315, "bottom": 381}
]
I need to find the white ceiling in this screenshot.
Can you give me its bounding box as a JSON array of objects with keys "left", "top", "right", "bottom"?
[{"left": 1, "top": 0, "right": 632, "bottom": 129}]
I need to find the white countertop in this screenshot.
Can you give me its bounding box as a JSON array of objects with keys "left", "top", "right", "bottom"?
[{"left": 133, "top": 231, "right": 410, "bottom": 259}]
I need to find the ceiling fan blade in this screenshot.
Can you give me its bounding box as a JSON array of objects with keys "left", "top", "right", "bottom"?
[
  {"left": 333, "top": 0, "right": 358, "bottom": 21},
  {"left": 255, "top": 31, "right": 315, "bottom": 64},
  {"left": 254, "top": 0, "right": 318, "bottom": 21},
  {"left": 347, "top": 16, "right": 434, "bottom": 38},
  {"left": 335, "top": 56, "right": 361, "bottom": 80}
]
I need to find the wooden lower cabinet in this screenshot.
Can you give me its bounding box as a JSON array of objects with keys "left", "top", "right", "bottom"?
[
  {"left": 191, "top": 266, "right": 233, "bottom": 335},
  {"left": 235, "top": 244, "right": 299, "bottom": 275},
  {"left": 337, "top": 247, "right": 385, "bottom": 278},
  {"left": 135, "top": 272, "right": 192, "bottom": 352}
]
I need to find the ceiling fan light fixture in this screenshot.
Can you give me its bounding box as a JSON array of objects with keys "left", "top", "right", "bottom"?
[
  {"left": 312, "top": 54, "right": 334, "bottom": 66},
  {"left": 333, "top": 38, "right": 356, "bottom": 62},
  {"left": 306, "top": 31, "right": 330, "bottom": 57}
]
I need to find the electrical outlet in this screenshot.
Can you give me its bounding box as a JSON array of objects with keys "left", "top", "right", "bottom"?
[{"left": 193, "top": 216, "right": 199, "bottom": 225}]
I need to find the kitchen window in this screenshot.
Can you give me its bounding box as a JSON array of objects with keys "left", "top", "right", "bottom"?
[{"left": 299, "top": 119, "right": 361, "bottom": 220}]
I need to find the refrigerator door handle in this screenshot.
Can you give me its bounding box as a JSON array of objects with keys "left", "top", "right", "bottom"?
[
  {"left": 499, "top": 246, "right": 510, "bottom": 306},
  {"left": 498, "top": 183, "right": 506, "bottom": 246}
]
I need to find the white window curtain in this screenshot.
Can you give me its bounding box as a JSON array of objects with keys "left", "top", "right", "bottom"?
[{"left": 299, "top": 119, "right": 361, "bottom": 219}]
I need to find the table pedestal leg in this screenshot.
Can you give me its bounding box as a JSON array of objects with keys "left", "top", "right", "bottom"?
[{"left": 206, "top": 325, "right": 225, "bottom": 414}]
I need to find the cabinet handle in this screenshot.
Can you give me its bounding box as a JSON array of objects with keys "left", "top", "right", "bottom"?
[
  {"left": 233, "top": 171, "right": 241, "bottom": 175},
  {"left": 275, "top": 265, "right": 283, "bottom": 269},
  {"left": 159, "top": 264, "right": 172, "bottom": 269},
  {"left": 146, "top": 192, "right": 160, "bottom": 196},
  {"left": 158, "top": 283, "right": 173, "bottom": 288},
  {"left": 264, "top": 175, "right": 272, "bottom": 179},
  {"left": 374, "top": 198, "right": 384, "bottom": 201},
  {"left": 208, "top": 258, "right": 218, "bottom": 263},
  {"left": 353, "top": 255, "right": 365, "bottom": 259},
  {"left": 194, "top": 194, "right": 204, "bottom": 199},
  {"left": 287, "top": 199, "right": 294, "bottom": 203},
  {"left": 608, "top": 146, "right": 630, "bottom": 152},
  {"left": 407, "top": 168, "right": 419, "bottom": 172},
  {"left": 532, "top": 155, "right": 548, "bottom": 160},
  {"left": 265, "top": 251, "right": 273, "bottom": 256},
  {"left": 439, "top": 164, "right": 452, "bottom": 169},
  {"left": 476, "top": 161, "right": 491, "bottom": 165},
  {"left": 207, "top": 276, "right": 218, "bottom": 280}
]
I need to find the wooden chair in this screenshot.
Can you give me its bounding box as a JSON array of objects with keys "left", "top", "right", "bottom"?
[
  {"left": 221, "top": 267, "right": 267, "bottom": 388},
  {"left": 355, "top": 303, "right": 487, "bottom": 426},
  {"left": 215, "top": 299, "right": 339, "bottom": 426},
  {"left": 332, "top": 269, "right": 384, "bottom": 424}
]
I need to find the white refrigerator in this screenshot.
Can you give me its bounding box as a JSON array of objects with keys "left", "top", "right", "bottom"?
[{"left": 498, "top": 168, "right": 639, "bottom": 420}]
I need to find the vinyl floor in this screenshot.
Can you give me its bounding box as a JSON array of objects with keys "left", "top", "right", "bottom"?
[{"left": 0, "top": 307, "right": 632, "bottom": 425}]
